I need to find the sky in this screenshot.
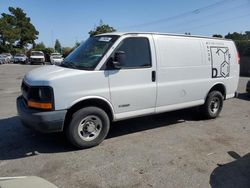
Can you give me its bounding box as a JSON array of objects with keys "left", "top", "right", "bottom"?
[{"left": 0, "top": 0, "right": 250, "bottom": 47}]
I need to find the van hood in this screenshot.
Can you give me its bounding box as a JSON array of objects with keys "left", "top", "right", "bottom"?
[{"left": 24, "top": 65, "right": 86, "bottom": 86}]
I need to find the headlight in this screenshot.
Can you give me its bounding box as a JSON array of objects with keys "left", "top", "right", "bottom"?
[{"left": 27, "top": 86, "right": 54, "bottom": 110}]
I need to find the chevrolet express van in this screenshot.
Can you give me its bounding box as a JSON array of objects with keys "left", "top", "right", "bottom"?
[{"left": 17, "top": 32, "right": 239, "bottom": 148}]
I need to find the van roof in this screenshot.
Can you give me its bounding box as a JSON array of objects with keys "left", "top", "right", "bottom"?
[{"left": 97, "top": 32, "right": 232, "bottom": 41}]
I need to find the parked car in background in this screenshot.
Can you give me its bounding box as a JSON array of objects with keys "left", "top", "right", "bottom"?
[
  {"left": 50, "top": 53, "right": 64, "bottom": 65},
  {"left": 13, "top": 54, "right": 28, "bottom": 64},
  {"left": 0, "top": 54, "right": 8, "bottom": 64},
  {"left": 0, "top": 53, "right": 13, "bottom": 63},
  {"left": 246, "top": 80, "right": 250, "bottom": 95},
  {"left": 3, "top": 53, "right": 13, "bottom": 63},
  {"left": 29, "top": 51, "right": 45, "bottom": 65}
]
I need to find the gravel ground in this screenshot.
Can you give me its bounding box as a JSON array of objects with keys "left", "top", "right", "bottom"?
[{"left": 0, "top": 64, "right": 249, "bottom": 188}]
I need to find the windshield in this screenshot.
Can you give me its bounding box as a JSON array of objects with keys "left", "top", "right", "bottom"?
[
  {"left": 31, "top": 52, "right": 43, "bottom": 56},
  {"left": 53, "top": 56, "right": 63, "bottom": 59},
  {"left": 51, "top": 53, "right": 60, "bottom": 56},
  {"left": 61, "top": 35, "right": 119, "bottom": 70},
  {"left": 15, "top": 54, "right": 25, "bottom": 57}
]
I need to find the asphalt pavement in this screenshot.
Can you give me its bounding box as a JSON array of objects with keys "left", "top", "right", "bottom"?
[{"left": 0, "top": 64, "right": 249, "bottom": 188}]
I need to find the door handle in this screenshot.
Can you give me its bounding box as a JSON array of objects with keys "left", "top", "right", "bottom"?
[{"left": 152, "top": 71, "right": 156, "bottom": 82}]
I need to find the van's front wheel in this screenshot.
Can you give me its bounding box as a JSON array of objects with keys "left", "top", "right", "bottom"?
[
  {"left": 201, "top": 91, "right": 223, "bottom": 119},
  {"left": 66, "top": 107, "right": 110, "bottom": 148}
]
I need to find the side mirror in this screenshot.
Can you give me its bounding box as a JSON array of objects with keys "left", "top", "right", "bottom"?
[{"left": 113, "top": 51, "right": 126, "bottom": 68}]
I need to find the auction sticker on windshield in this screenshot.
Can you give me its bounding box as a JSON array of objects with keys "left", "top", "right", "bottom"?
[{"left": 98, "top": 37, "right": 112, "bottom": 42}]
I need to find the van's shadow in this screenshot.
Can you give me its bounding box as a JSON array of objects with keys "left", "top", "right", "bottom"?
[
  {"left": 237, "top": 92, "right": 250, "bottom": 101},
  {"left": 210, "top": 151, "right": 250, "bottom": 188},
  {"left": 0, "top": 108, "right": 199, "bottom": 160}
]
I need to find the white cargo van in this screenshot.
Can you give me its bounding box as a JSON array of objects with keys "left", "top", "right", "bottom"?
[{"left": 17, "top": 32, "right": 239, "bottom": 148}]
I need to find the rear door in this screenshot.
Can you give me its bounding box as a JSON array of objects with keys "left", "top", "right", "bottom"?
[{"left": 107, "top": 35, "right": 157, "bottom": 119}]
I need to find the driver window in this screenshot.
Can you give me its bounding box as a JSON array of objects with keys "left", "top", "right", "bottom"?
[{"left": 115, "top": 37, "right": 152, "bottom": 68}]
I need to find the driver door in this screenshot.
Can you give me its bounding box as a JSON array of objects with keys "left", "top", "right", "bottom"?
[{"left": 107, "top": 35, "right": 157, "bottom": 120}]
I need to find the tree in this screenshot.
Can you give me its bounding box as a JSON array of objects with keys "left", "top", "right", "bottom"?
[
  {"left": 0, "top": 12, "right": 20, "bottom": 51},
  {"left": 62, "top": 47, "right": 73, "bottom": 58},
  {"left": 54, "top": 39, "right": 62, "bottom": 53},
  {"left": 245, "top": 31, "right": 250, "bottom": 39},
  {"left": 224, "top": 31, "right": 250, "bottom": 57},
  {"left": 43, "top": 47, "right": 54, "bottom": 62},
  {"left": 89, "top": 20, "right": 116, "bottom": 37},
  {"left": 225, "top": 32, "right": 247, "bottom": 41},
  {"left": 44, "top": 47, "right": 54, "bottom": 55},
  {"left": 74, "top": 41, "right": 81, "bottom": 48},
  {"left": 10, "top": 7, "right": 39, "bottom": 48},
  {"left": 212, "top": 34, "right": 223, "bottom": 38},
  {"left": 34, "top": 42, "right": 46, "bottom": 51},
  {"left": 0, "top": 7, "right": 39, "bottom": 52}
]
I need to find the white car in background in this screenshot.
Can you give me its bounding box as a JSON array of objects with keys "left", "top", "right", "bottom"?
[
  {"left": 29, "top": 51, "right": 45, "bottom": 65},
  {"left": 0, "top": 54, "right": 8, "bottom": 64},
  {"left": 0, "top": 53, "right": 13, "bottom": 63},
  {"left": 50, "top": 53, "right": 64, "bottom": 65},
  {"left": 13, "top": 54, "right": 28, "bottom": 64}
]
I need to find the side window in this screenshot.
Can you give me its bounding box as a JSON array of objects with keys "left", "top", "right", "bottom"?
[{"left": 115, "top": 37, "right": 151, "bottom": 68}]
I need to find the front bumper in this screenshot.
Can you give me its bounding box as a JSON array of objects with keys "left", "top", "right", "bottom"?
[
  {"left": 14, "top": 59, "right": 26, "bottom": 63},
  {"left": 16, "top": 96, "right": 67, "bottom": 133},
  {"left": 30, "top": 59, "right": 45, "bottom": 64}
]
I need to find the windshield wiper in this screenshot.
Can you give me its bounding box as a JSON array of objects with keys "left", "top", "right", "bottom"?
[{"left": 60, "top": 61, "right": 78, "bottom": 69}]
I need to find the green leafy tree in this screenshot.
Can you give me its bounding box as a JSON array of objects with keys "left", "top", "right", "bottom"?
[
  {"left": 44, "top": 47, "right": 54, "bottom": 55},
  {"left": 0, "top": 7, "right": 38, "bottom": 52},
  {"left": 89, "top": 20, "right": 116, "bottom": 37},
  {"left": 34, "top": 42, "right": 46, "bottom": 51},
  {"left": 225, "top": 32, "right": 247, "bottom": 41},
  {"left": 10, "top": 7, "right": 39, "bottom": 48},
  {"left": 74, "top": 41, "right": 81, "bottom": 48},
  {"left": 54, "top": 39, "right": 62, "bottom": 53},
  {"left": 62, "top": 47, "right": 73, "bottom": 58},
  {"left": 212, "top": 34, "right": 223, "bottom": 38},
  {"left": 0, "top": 12, "right": 20, "bottom": 51},
  {"left": 44, "top": 47, "right": 54, "bottom": 62},
  {"left": 245, "top": 31, "right": 250, "bottom": 39},
  {"left": 224, "top": 31, "right": 250, "bottom": 57}
]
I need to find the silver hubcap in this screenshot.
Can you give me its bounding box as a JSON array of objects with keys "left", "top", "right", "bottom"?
[
  {"left": 78, "top": 115, "right": 102, "bottom": 141},
  {"left": 210, "top": 97, "right": 220, "bottom": 114}
]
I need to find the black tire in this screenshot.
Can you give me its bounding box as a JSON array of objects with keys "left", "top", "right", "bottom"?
[
  {"left": 200, "top": 91, "right": 223, "bottom": 119},
  {"left": 66, "top": 107, "right": 110, "bottom": 149}
]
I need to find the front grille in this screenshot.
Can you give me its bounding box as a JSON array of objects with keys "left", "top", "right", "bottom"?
[{"left": 31, "top": 58, "right": 42, "bottom": 62}]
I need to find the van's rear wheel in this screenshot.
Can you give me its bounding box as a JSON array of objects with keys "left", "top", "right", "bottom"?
[
  {"left": 201, "top": 91, "right": 223, "bottom": 119},
  {"left": 66, "top": 107, "right": 110, "bottom": 148}
]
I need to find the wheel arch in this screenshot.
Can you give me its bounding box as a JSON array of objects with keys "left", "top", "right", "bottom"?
[
  {"left": 63, "top": 96, "right": 115, "bottom": 131},
  {"left": 206, "top": 83, "right": 226, "bottom": 100}
]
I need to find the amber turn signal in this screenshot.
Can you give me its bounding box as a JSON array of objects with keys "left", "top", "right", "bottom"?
[{"left": 28, "top": 100, "right": 52, "bottom": 110}]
